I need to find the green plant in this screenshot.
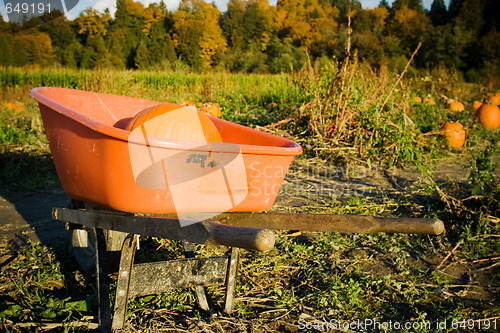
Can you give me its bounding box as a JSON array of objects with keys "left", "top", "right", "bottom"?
[
  {"left": 0, "top": 242, "right": 89, "bottom": 329},
  {"left": 467, "top": 139, "right": 499, "bottom": 206}
]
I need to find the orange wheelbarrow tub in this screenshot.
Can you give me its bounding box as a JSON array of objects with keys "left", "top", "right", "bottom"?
[{"left": 30, "top": 87, "right": 302, "bottom": 214}]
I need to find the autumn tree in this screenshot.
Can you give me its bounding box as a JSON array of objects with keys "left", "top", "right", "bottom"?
[
  {"left": 386, "top": 4, "right": 430, "bottom": 55},
  {"left": 276, "top": 0, "right": 339, "bottom": 56},
  {"left": 15, "top": 32, "right": 54, "bottom": 66},
  {"left": 172, "top": 0, "right": 227, "bottom": 69},
  {"left": 352, "top": 6, "right": 389, "bottom": 64},
  {"left": 142, "top": 3, "right": 165, "bottom": 37},
  {"left": 74, "top": 9, "right": 112, "bottom": 68},
  {"left": 39, "top": 11, "right": 78, "bottom": 66},
  {"left": 75, "top": 8, "right": 110, "bottom": 41}
]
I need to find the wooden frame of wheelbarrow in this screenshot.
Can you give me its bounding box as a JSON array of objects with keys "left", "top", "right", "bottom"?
[{"left": 53, "top": 205, "right": 444, "bottom": 332}]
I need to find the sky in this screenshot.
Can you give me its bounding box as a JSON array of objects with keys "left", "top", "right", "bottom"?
[{"left": 1, "top": 0, "right": 451, "bottom": 22}]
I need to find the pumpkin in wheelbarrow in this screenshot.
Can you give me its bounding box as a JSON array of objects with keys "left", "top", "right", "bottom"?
[
  {"left": 125, "top": 104, "right": 222, "bottom": 143},
  {"left": 126, "top": 103, "right": 240, "bottom": 224},
  {"left": 30, "top": 87, "right": 302, "bottom": 215}
]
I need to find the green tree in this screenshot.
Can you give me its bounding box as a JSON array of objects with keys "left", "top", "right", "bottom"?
[
  {"left": 59, "top": 40, "right": 81, "bottom": 68},
  {"left": 113, "top": 0, "right": 145, "bottom": 68},
  {"left": 391, "top": 0, "right": 424, "bottom": 12},
  {"left": 378, "top": 0, "right": 390, "bottom": 9},
  {"left": 12, "top": 39, "right": 28, "bottom": 67},
  {"left": 429, "top": 0, "right": 447, "bottom": 26},
  {"left": 107, "top": 29, "right": 127, "bottom": 68},
  {"left": 39, "top": 11, "right": 77, "bottom": 65},
  {"left": 419, "top": 24, "right": 468, "bottom": 69},
  {"left": 134, "top": 40, "right": 151, "bottom": 69},
  {"left": 330, "top": 0, "right": 362, "bottom": 19},
  {"left": 164, "top": 33, "right": 177, "bottom": 65},
  {"left": 448, "top": 0, "right": 464, "bottom": 19},
  {"left": 82, "top": 35, "right": 109, "bottom": 68},
  {"left": 242, "top": 0, "right": 276, "bottom": 51},
  {"left": 478, "top": 29, "right": 500, "bottom": 76},
  {"left": 0, "top": 34, "right": 14, "bottom": 66},
  {"left": 221, "top": 0, "right": 246, "bottom": 49}
]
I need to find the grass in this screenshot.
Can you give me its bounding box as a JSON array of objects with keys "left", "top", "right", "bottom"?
[{"left": 0, "top": 65, "right": 499, "bottom": 331}]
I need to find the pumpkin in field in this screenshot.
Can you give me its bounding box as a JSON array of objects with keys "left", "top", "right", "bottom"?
[
  {"left": 413, "top": 96, "right": 422, "bottom": 103},
  {"left": 442, "top": 122, "right": 466, "bottom": 148},
  {"left": 126, "top": 104, "right": 222, "bottom": 142},
  {"left": 425, "top": 96, "right": 436, "bottom": 105},
  {"left": 476, "top": 104, "right": 500, "bottom": 130},
  {"left": 447, "top": 101, "right": 464, "bottom": 112},
  {"left": 488, "top": 94, "right": 500, "bottom": 106},
  {"left": 201, "top": 103, "right": 222, "bottom": 118},
  {"left": 472, "top": 100, "right": 482, "bottom": 110}
]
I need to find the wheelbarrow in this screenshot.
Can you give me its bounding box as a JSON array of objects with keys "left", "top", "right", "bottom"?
[{"left": 31, "top": 87, "right": 444, "bottom": 331}]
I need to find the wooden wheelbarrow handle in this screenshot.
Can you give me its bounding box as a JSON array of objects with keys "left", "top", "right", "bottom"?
[
  {"left": 53, "top": 208, "right": 275, "bottom": 252},
  {"left": 54, "top": 209, "right": 444, "bottom": 253},
  {"left": 215, "top": 213, "right": 445, "bottom": 235}
]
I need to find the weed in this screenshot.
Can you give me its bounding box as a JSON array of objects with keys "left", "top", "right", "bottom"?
[{"left": 0, "top": 241, "right": 90, "bottom": 331}]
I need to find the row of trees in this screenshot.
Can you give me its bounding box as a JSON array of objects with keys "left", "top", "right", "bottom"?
[{"left": 0, "top": 0, "right": 499, "bottom": 78}]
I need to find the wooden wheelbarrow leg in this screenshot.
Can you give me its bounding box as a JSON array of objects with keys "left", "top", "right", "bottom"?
[
  {"left": 183, "top": 241, "right": 210, "bottom": 312},
  {"left": 112, "top": 234, "right": 138, "bottom": 331},
  {"left": 224, "top": 247, "right": 240, "bottom": 314},
  {"left": 93, "top": 228, "right": 112, "bottom": 332},
  {"left": 181, "top": 242, "right": 240, "bottom": 314}
]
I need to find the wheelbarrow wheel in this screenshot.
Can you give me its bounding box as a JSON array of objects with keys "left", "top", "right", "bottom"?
[{"left": 72, "top": 228, "right": 128, "bottom": 274}]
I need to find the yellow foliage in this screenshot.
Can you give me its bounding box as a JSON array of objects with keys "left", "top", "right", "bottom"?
[
  {"left": 142, "top": 6, "right": 165, "bottom": 36},
  {"left": 276, "top": 0, "right": 339, "bottom": 49},
  {"left": 392, "top": 5, "right": 418, "bottom": 25},
  {"left": 366, "top": 6, "right": 389, "bottom": 32},
  {"left": 16, "top": 32, "right": 55, "bottom": 64},
  {"left": 124, "top": 0, "right": 144, "bottom": 16},
  {"left": 260, "top": 32, "right": 271, "bottom": 51},
  {"left": 174, "top": 0, "right": 227, "bottom": 67},
  {"left": 75, "top": 8, "right": 111, "bottom": 37}
]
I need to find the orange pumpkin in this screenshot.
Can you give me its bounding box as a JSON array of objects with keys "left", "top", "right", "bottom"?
[
  {"left": 425, "top": 96, "right": 436, "bottom": 105},
  {"left": 472, "top": 100, "right": 482, "bottom": 110},
  {"left": 413, "top": 96, "right": 422, "bottom": 103},
  {"left": 201, "top": 103, "right": 222, "bottom": 118},
  {"left": 476, "top": 104, "right": 500, "bottom": 130},
  {"left": 442, "top": 122, "right": 465, "bottom": 148},
  {"left": 447, "top": 101, "right": 464, "bottom": 112},
  {"left": 126, "top": 104, "right": 222, "bottom": 142},
  {"left": 488, "top": 94, "right": 500, "bottom": 106}
]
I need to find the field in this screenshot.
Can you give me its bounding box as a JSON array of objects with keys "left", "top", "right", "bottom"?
[{"left": 0, "top": 64, "right": 499, "bottom": 332}]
